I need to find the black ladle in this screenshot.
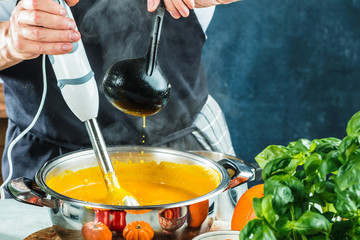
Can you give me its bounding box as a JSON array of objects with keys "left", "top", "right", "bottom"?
[{"left": 103, "top": 2, "right": 171, "bottom": 117}]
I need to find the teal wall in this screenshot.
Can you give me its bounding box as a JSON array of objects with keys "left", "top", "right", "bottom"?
[{"left": 203, "top": 0, "right": 360, "bottom": 163}]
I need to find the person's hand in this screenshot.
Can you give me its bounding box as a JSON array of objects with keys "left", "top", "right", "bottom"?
[
  {"left": 6, "top": 0, "right": 81, "bottom": 62},
  {"left": 147, "top": 0, "right": 241, "bottom": 19}
]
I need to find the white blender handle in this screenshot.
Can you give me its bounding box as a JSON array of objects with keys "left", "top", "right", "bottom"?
[
  {"left": 49, "top": 0, "right": 99, "bottom": 122},
  {"left": 47, "top": 0, "right": 140, "bottom": 206}
]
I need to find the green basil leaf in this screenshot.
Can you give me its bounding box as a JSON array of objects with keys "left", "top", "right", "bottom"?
[
  {"left": 239, "top": 219, "right": 277, "bottom": 240},
  {"left": 293, "top": 205, "right": 306, "bottom": 220},
  {"left": 262, "top": 158, "right": 291, "bottom": 180},
  {"left": 312, "top": 137, "right": 341, "bottom": 155},
  {"left": 309, "top": 195, "right": 325, "bottom": 207},
  {"left": 346, "top": 111, "right": 360, "bottom": 136},
  {"left": 250, "top": 221, "right": 278, "bottom": 240},
  {"left": 314, "top": 181, "right": 336, "bottom": 204},
  {"left": 239, "top": 218, "right": 263, "bottom": 240},
  {"left": 255, "top": 145, "right": 288, "bottom": 169},
  {"left": 261, "top": 195, "right": 278, "bottom": 227},
  {"left": 294, "top": 169, "right": 306, "bottom": 181},
  {"left": 266, "top": 174, "right": 306, "bottom": 204},
  {"left": 334, "top": 190, "right": 358, "bottom": 219},
  {"left": 307, "top": 174, "right": 321, "bottom": 189},
  {"left": 354, "top": 217, "right": 360, "bottom": 237},
  {"left": 351, "top": 183, "right": 360, "bottom": 207},
  {"left": 265, "top": 177, "right": 294, "bottom": 215},
  {"left": 253, "top": 196, "right": 263, "bottom": 218},
  {"left": 283, "top": 158, "right": 304, "bottom": 176},
  {"left": 338, "top": 134, "right": 360, "bottom": 164},
  {"left": 344, "top": 184, "right": 360, "bottom": 215},
  {"left": 336, "top": 158, "right": 360, "bottom": 191},
  {"left": 307, "top": 234, "right": 330, "bottom": 240},
  {"left": 352, "top": 235, "right": 360, "bottom": 240},
  {"left": 330, "top": 220, "right": 353, "bottom": 239},
  {"left": 287, "top": 211, "right": 331, "bottom": 235},
  {"left": 304, "top": 153, "right": 322, "bottom": 177},
  {"left": 322, "top": 211, "right": 335, "bottom": 222},
  {"left": 282, "top": 175, "right": 307, "bottom": 201},
  {"left": 287, "top": 139, "right": 313, "bottom": 154},
  {"left": 321, "top": 203, "right": 336, "bottom": 215},
  {"left": 319, "top": 150, "right": 341, "bottom": 179},
  {"left": 272, "top": 185, "right": 294, "bottom": 212},
  {"left": 276, "top": 216, "right": 291, "bottom": 235}
]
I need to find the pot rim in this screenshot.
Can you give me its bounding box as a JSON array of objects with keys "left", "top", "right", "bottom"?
[{"left": 35, "top": 145, "right": 231, "bottom": 210}]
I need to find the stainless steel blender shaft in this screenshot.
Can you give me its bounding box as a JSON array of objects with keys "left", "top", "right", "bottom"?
[
  {"left": 84, "top": 118, "right": 140, "bottom": 206},
  {"left": 85, "top": 118, "right": 115, "bottom": 174}
]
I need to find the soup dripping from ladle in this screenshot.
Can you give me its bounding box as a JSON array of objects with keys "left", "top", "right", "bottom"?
[{"left": 103, "top": 1, "right": 171, "bottom": 117}]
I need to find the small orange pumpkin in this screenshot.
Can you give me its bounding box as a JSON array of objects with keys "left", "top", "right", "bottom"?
[
  {"left": 81, "top": 221, "right": 112, "bottom": 240},
  {"left": 231, "top": 184, "right": 264, "bottom": 231},
  {"left": 123, "top": 220, "right": 154, "bottom": 240}
]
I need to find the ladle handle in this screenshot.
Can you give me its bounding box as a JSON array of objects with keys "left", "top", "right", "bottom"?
[{"left": 146, "top": 1, "right": 165, "bottom": 76}]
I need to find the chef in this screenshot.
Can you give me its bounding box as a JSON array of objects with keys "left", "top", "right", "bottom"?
[{"left": 0, "top": 0, "right": 240, "bottom": 197}]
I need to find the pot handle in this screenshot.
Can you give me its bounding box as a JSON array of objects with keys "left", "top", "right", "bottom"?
[
  {"left": 217, "top": 158, "right": 255, "bottom": 190},
  {"left": 7, "top": 177, "right": 60, "bottom": 209}
]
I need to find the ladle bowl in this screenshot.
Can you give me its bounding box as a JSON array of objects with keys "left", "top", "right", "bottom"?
[
  {"left": 103, "top": 2, "right": 170, "bottom": 117},
  {"left": 103, "top": 57, "right": 170, "bottom": 116}
]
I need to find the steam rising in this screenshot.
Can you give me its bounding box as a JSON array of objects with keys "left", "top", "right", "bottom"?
[
  {"left": 75, "top": 0, "right": 202, "bottom": 146},
  {"left": 79, "top": 0, "right": 153, "bottom": 73}
]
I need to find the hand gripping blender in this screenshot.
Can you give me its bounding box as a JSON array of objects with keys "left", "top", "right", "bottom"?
[{"left": 49, "top": 0, "right": 138, "bottom": 206}]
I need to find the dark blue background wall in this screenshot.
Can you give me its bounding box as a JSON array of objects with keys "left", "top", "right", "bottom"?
[{"left": 202, "top": 0, "right": 360, "bottom": 163}]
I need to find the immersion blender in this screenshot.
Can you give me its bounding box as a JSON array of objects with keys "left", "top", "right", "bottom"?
[{"left": 49, "top": 0, "right": 138, "bottom": 206}]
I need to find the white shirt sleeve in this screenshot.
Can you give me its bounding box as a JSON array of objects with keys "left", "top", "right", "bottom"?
[
  {"left": 0, "top": 0, "right": 16, "bottom": 21},
  {"left": 194, "top": 6, "right": 215, "bottom": 34}
]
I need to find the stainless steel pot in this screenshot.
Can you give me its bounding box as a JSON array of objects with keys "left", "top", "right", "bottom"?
[{"left": 8, "top": 146, "right": 255, "bottom": 239}]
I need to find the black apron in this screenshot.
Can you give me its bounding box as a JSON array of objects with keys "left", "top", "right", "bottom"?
[{"left": 0, "top": 0, "right": 208, "bottom": 188}]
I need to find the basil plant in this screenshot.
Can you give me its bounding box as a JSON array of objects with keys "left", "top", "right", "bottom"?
[{"left": 240, "top": 111, "right": 360, "bottom": 240}]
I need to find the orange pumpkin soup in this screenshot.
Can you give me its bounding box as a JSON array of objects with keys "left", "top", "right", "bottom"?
[{"left": 46, "top": 161, "right": 221, "bottom": 206}]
